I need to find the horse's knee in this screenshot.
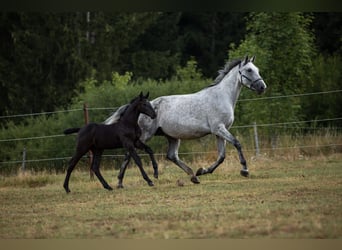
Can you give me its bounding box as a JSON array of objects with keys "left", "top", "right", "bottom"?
[{"left": 217, "top": 155, "right": 225, "bottom": 164}]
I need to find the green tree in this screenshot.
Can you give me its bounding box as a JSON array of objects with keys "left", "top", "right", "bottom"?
[
  {"left": 0, "top": 12, "right": 89, "bottom": 117},
  {"left": 229, "top": 13, "right": 316, "bottom": 129},
  {"left": 83, "top": 12, "right": 160, "bottom": 81},
  {"left": 178, "top": 12, "right": 247, "bottom": 78}
]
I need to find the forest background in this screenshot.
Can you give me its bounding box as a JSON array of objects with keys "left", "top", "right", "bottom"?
[{"left": 0, "top": 12, "right": 341, "bottom": 173}]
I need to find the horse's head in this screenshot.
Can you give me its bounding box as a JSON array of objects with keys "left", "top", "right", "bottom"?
[
  {"left": 137, "top": 92, "right": 156, "bottom": 119},
  {"left": 238, "top": 56, "right": 267, "bottom": 94}
]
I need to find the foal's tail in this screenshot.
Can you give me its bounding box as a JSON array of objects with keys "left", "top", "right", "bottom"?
[{"left": 63, "top": 127, "right": 81, "bottom": 135}]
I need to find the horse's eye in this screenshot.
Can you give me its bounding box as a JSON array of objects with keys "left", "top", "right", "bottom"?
[{"left": 247, "top": 68, "right": 252, "bottom": 73}]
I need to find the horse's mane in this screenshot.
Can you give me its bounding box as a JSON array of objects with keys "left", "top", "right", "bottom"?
[
  {"left": 104, "top": 96, "right": 139, "bottom": 125},
  {"left": 205, "top": 59, "right": 242, "bottom": 88},
  {"left": 104, "top": 104, "right": 129, "bottom": 124}
]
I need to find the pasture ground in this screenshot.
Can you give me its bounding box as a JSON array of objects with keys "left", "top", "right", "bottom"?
[{"left": 0, "top": 153, "right": 342, "bottom": 239}]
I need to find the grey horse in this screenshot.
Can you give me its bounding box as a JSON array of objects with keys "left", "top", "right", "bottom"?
[{"left": 105, "top": 56, "right": 267, "bottom": 185}]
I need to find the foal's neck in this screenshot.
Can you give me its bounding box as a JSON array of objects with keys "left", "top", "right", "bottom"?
[{"left": 119, "top": 105, "right": 140, "bottom": 127}]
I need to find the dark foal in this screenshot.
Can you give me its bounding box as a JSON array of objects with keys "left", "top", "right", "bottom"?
[{"left": 63, "top": 92, "right": 158, "bottom": 193}]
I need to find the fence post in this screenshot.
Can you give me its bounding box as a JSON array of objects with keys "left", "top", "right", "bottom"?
[
  {"left": 21, "top": 147, "right": 26, "bottom": 172},
  {"left": 83, "top": 103, "right": 94, "bottom": 180},
  {"left": 253, "top": 122, "right": 260, "bottom": 157}
]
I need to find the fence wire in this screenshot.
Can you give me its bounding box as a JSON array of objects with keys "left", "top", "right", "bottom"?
[{"left": 1, "top": 89, "right": 341, "bottom": 167}]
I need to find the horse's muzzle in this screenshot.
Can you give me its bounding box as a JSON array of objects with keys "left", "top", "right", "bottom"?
[{"left": 252, "top": 79, "right": 267, "bottom": 94}]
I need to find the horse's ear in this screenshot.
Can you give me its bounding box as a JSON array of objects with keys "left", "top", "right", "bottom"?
[
  {"left": 139, "top": 91, "right": 143, "bottom": 98},
  {"left": 250, "top": 55, "right": 256, "bottom": 62},
  {"left": 243, "top": 55, "right": 249, "bottom": 65},
  {"left": 144, "top": 92, "right": 149, "bottom": 99}
]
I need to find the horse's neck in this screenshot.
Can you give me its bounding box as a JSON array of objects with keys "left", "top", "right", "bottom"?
[{"left": 216, "top": 66, "right": 242, "bottom": 109}]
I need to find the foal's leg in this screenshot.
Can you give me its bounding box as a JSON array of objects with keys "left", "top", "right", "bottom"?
[
  {"left": 135, "top": 140, "right": 158, "bottom": 179},
  {"left": 91, "top": 150, "right": 113, "bottom": 190},
  {"left": 128, "top": 147, "right": 154, "bottom": 187},
  {"left": 63, "top": 153, "right": 83, "bottom": 193},
  {"left": 117, "top": 152, "right": 130, "bottom": 188},
  {"left": 117, "top": 141, "right": 158, "bottom": 188},
  {"left": 214, "top": 124, "right": 249, "bottom": 177},
  {"left": 196, "top": 136, "right": 226, "bottom": 176},
  {"left": 165, "top": 136, "right": 200, "bottom": 184}
]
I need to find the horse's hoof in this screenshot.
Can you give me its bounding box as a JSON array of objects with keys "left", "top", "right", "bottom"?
[
  {"left": 240, "top": 169, "right": 249, "bottom": 177},
  {"left": 196, "top": 167, "right": 206, "bottom": 176},
  {"left": 148, "top": 182, "right": 154, "bottom": 187},
  {"left": 154, "top": 173, "right": 159, "bottom": 179},
  {"left": 106, "top": 186, "right": 114, "bottom": 191},
  {"left": 117, "top": 184, "right": 124, "bottom": 189},
  {"left": 191, "top": 176, "right": 200, "bottom": 184}
]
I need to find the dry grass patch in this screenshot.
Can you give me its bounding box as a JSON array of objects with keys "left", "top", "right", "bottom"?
[{"left": 1, "top": 154, "right": 342, "bottom": 238}]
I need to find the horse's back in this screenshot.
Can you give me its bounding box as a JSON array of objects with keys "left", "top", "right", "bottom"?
[{"left": 144, "top": 93, "right": 213, "bottom": 139}]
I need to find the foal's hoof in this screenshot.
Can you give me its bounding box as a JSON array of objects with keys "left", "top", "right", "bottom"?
[
  {"left": 148, "top": 182, "right": 154, "bottom": 187},
  {"left": 106, "top": 186, "right": 114, "bottom": 191},
  {"left": 117, "top": 184, "right": 124, "bottom": 189},
  {"left": 154, "top": 173, "right": 159, "bottom": 179},
  {"left": 63, "top": 185, "right": 71, "bottom": 194},
  {"left": 191, "top": 176, "right": 200, "bottom": 184},
  {"left": 240, "top": 169, "right": 249, "bottom": 177},
  {"left": 196, "top": 167, "right": 206, "bottom": 176}
]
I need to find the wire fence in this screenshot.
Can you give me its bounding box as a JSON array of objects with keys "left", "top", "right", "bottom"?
[
  {"left": 0, "top": 117, "right": 341, "bottom": 143},
  {"left": 0, "top": 89, "right": 341, "bottom": 168},
  {"left": 1, "top": 89, "right": 341, "bottom": 120}
]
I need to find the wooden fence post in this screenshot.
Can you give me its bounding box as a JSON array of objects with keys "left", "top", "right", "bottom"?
[
  {"left": 83, "top": 103, "right": 94, "bottom": 180},
  {"left": 21, "top": 147, "right": 26, "bottom": 172},
  {"left": 253, "top": 122, "right": 260, "bottom": 157}
]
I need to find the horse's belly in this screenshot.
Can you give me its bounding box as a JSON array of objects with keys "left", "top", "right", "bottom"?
[{"left": 161, "top": 123, "right": 210, "bottom": 139}]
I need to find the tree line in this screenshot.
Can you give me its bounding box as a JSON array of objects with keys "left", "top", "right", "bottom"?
[
  {"left": 0, "top": 12, "right": 341, "bottom": 171},
  {"left": 0, "top": 12, "right": 247, "bottom": 117},
  {"left": 1, "top": 12, "right": 340, "bottom": 118}
]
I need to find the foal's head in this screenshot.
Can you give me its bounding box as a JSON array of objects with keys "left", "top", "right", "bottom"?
[{"left": 132, "top": 92, "right": 156, "bottom": 119}]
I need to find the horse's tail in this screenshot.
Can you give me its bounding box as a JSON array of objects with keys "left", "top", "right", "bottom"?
[{"left": 64, "top": 127, "right": 81, "bottom": 135}]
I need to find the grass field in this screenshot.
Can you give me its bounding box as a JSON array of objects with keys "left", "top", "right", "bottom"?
[{"left": 0, "top": 153, "right": 341, "bottom": 238}]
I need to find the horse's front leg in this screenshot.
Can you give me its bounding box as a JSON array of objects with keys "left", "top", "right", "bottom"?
[
  {"left": 135, "top": 140, "right": 158, "bottom": 179},
  {"left": 127, "top": 146, "right": 154, "bottom": 187},
  {"left": 214, "top": 124, "right": 249, "bottom": 177},
  {"left": 196, "top": 136, "right": 226, "bottom": 176}
]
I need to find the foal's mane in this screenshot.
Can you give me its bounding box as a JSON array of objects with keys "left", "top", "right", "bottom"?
[
  {"left": 104, "top": 95, "right": 140, "bottom": 125},
  {"left": 205, "top": 59, "right": 242, "bottom": 88}
]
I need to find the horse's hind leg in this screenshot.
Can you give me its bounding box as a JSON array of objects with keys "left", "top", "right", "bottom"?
[
  {"left": 166, "top": 136, "right": 200, "bottom": 184},
  {"left": 91, "top": 150, "right": 113, "bottom": 191}
]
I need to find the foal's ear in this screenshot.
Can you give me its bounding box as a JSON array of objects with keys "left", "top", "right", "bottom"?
[
  {"left": 144, "top": 92, "right": 149, "bottom": 99},
  {"left": 250, "top": 55, "right": 256, "bottom": 62},
  {"left": 139, "top": 91, "right": 143, "bottom": 98}
]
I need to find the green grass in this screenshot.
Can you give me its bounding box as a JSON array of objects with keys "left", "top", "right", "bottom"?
[{"left": 0, "top": 153, "right": 342, "bottom": 238}]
